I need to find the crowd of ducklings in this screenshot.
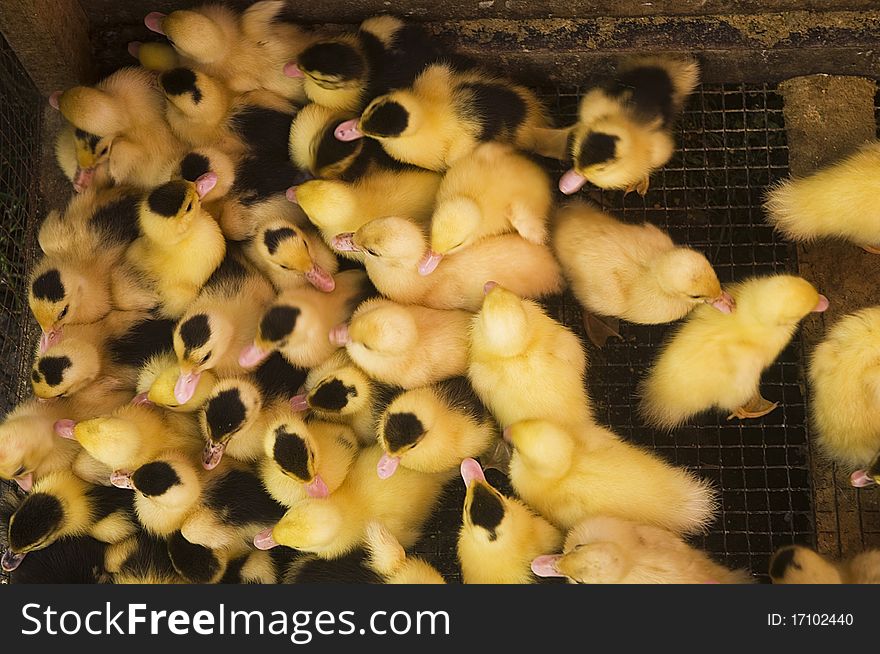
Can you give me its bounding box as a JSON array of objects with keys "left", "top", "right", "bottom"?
[{"left": 2, "top": 2, "right": 879, "bottom": 585}]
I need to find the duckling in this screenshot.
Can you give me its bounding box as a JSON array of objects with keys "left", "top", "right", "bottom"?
[
  {"left": 220, "top": 548, "right": 288, "bottom": 584},
  {"left": 105, "top": 531, "right": 184, "bottom": 584},
  {"left": 137, "top": 353, "right": 218, "bottom": 412},
  {"left": 336, "top": 298, "right": 471, "bottom": 389},
  {"left": 65, "top": 403, "right": 201, "bottom": 478},
  {"left": 172, "top": 251, "right": 276, "bottom": 404},
  {"left": 128, "top": 177, "right": 226, "bottom": 318},
  {"left": 245, "top": 217, "right": 339, "bottom": 292},
  {"left": 199, "top": 354, "right": 307, "bottom": 469},
  {"left": 293, "top": 168, "right": 441, "bottom": 256},
  {"left": 145, "top": 1, "right": 310, "bottom": 101},
  {"left": 808, "top": 308, "right": 880, "bottom": 471},
  {"left": 30, "top": 188, "right": 155, "bottom": 344},
  {"left": 531, "top": 515, "right": 750, "bottom": 584},
  {"left": 254, "top": 445, "right": 450, "bottom": 559},
  {"left": 468, "top": 285, "right": 591, "bottom": 430},
  {"left": 0, "top": 398, "right": 84, "bottom": 491},
  {"left": 291, "top": 351, "right": 399, "bottom": 445},
  {"left": 334, "top": 216, "right": 562, "bottom": 310},
  {"left": 770, "top": 545, "right": 880, "bottom": 584},
  {"left": 640, "top": 274, "right": 828, "bottom": 429},
  {"left": 364, "top": 521, "right": 445, "bottom": 584},
  {"left": 260, "top": 415, "right": 359, "bottom": 506},
  {"left": 421, "top": 143, "right": 552, "bottom": 274},
  {"left": 376, "top": 377, "right": 497, "bottom": 478},
  {"left": 458, "top": 458, "right": 562, "bottom": 584},
  {"left": 765, "top": 141, "right": 880, "bottom": 253},
  {"left": 128, "top": 40, "right": 180, "bottom": 72},
  {"left": 282, "top": 550, "right": 383, "bottom": 583},
  {"left": 333, "top": 63, "right": 550, "bottom": 171},
  {"left": 559, "top": 56, "right": 699, "bottom": 196},
  {"left": 1, "top": 471, "right": 136, "bottom": 572},
  {"left": 177, "top": 147, "right": 311, "bottom": 241},
  {"left": 239, "top": 269, "right": 370, "bottom": 370},
  {"left": 5, "top": 534, "right": 106, "bottom": 584},
  {"left": 52, "top": 66, "right": 184, "bottom": 191},
  {"left": 289, "top": 102, "right": 405, "bottom": 181},
  {"left": 552, "top": 201, "right": 733, "bottom": 346},
  {"left": 287, "top": 16, "right": 444, "bottom": 112},
  {"left": 505, "top": 420, "right": 716, "bottom": 535}
]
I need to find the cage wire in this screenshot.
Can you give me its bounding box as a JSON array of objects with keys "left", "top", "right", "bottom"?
[
  {"left": 0, "top": 30, "right": 43, "bottom": 584},
  {"left": 412, "top": 83, "right": 810, "bottom": 583}
]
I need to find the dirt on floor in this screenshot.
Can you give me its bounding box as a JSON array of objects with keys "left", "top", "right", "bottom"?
[{"left": 779, "top": 74, "right": 880, "bottom": 558}]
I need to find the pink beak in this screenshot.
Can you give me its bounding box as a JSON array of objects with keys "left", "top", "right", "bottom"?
[
  {"left": 286, "top": 186, "right": 298, "bottom": 203},
  {"left": 131, "top": 392, "right": 154, "bottom": 406},
  {"left": 483, "top": 281, "right": 499, "bottom": 296},
  {"left": 127, "top": 41, "right": 142, "bottom": 59},
  {"left": 460, "top": 457, "right": 486, "bottom": 487},
  {"left": 559, "top": 168, "right": 588, "bottom": 195},
  {"left": 48, "top": 91, "right": 62, "bottom": 110},
  {"left": 710, "top": 290, "right": 736, "bottom": 314},
  {"left": 253, "top": 527, "right": 279, "bottom": 550},
  {"left": 174, "top": 371, "right": 201, "bottom": 404},
  {"left": 202, "top": 440, "right": 225, "bottom": 471},
  {"left": 417, "top": 250, "right": 443, "bottom": 276},
  {"left": 304, "top": 474, "right": 329, "bottom": 498},
  {"left": 144, "top": 12, "right": 167, "bottom": 35},
  {"left": 328, "top": 323, "right": 350, "bottom": 346},
  {"left": 14, "top": 473, "right": 33, "bottom": 493},
  {"left": 39, "top": 328, "right": 63, "bottom": 354},
  {"left": 54, "top": 419, "right": 77, "bottom": 439},
  {"left": 110, "top": 470, "right": 135, "bottom": 490},
  {"left": 305, "top": 264, "right": 336, "bottom": 292},
  {"left": 238, "top": 343, "right": 270, "bottom": 368},
  {"left": 73, "top": 167, "right": 95, "bottom": 193},
  {"left": 334, "top": 118, "right": 364, "bottom": 142},
  {"left": 813, "top": 294, "right": 830, "bottom": 313},
  {"left": 283, "top": 62, "right": 305, "bottom": 78},
  {"left": 851, "top": 469, "right": 876, "bottom": 488},
  {"left": 289, "top": 393, "right": 309, "bottom": 412},
  {"left": 531, "top": 554, "right": 566, "bottom": 578},
  {"left": 330, "top": 232, "right": 360, "bottom": 253},
  {"left": 377, "top": 453, "right": 400, "bottom": 479},
  {"left": 195, "top": 172, "right": 217, "bottom": 199}
]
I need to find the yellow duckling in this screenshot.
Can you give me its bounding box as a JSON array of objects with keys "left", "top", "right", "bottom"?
[
  {"left": 364, "top": 521, "right": 445, "bottom": 584},
  {"left": 770, "top": 545, "right": 880, "bottom": 584},
  {"left": 246, "top": 217, "right": 339, "bottom": 293}
]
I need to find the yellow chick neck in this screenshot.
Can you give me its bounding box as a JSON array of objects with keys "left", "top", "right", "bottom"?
[{"left": 430, "top": 196, "right": 482, "bottom": 255}]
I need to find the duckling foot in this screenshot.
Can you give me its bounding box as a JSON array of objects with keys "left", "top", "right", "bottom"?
[
  {"left": 862, "top": 245, "right": 880, "bottom": 255},
  {"left": 481, "top": 438, "right": 513, "bottom": 475},
  {"left": 727, "top": 394, "right": 779, "bottom": 421},
  {"left": 624, "top": 176, "right": 651, "bottom": 197},
  {"left": 583, "top": 311, "right": 622, "bottom": 348}
]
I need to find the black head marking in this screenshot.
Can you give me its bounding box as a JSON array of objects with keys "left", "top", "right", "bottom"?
[
  {"left": 613, "top": 65, "right": 676, "bottom": 126},
  {"left": 179, "top": 314, "right": 211, "bottom": 353},
  {"left": 577, "top": 132, "right": 619, "bottom": 168},
  {"left": 314, "top": 122, "right": 362, "bottom": 173},
  {"left": 272, "top": 427, "right": 311, "bottom": 481},
  {"left": 461, "top": 82, "right": 527, "bottom": 142},
  {"left": 37, "top": 356, "right": 72, "bottom": 388},
  {"left": 262, "top": 227, "right": 297, "bottom": 256},
  {"left": 167, "top": 530, "right": 220, "bottom": 583},
  {"left": 31, "top": 269, "right": 65, "bottom": 302},
  {"left": 252, "top": 351, "right": 308, "bottom": 400},
  {"left": 383, "top": 412, "right": 425, "bottom": 453},
  {"left": 867, "top": 455, "right": 880, "bottom": 479},
  {"left": 10, "top": 493, "right": 64, "bottom": 551},
  {"left": 202, "top": 469, "right": 285, "bottom": 524},
  {"left": 31, "top": 370, "right": 41, "bottom": 384},
  {"left": 147, "top": 180, "right": 189, "bottom": 218},
  {"left": 469, "top": 484, "right": 505, "bottom": 541},
  {"left": 310, "top": 378, "right": 355, "bottom": 412},
  {"left": 132, "top": 462, "right": 182, "bottom": 497},
  {"left": 74, "top": 128, "right": 101, "bottom": 150},
  {"left": 108, "top": 318, "right": 176, "bottom": 369},
  {"left": 260, "top": 306, "right": 301, "bottom": 343},
  {"left": 298, "top": 41, "right": 365, "bottom": 81},
  {"left": 160, "top": 68, "right": 202, "bottom": 103},
  {"left": 204, "top": 388, "right": 247, "bottom": 440},
  {"left": 361, "top": 101, "right": 409, "bottom": 137},
  {"left": 770, "top": 547, "right": 801, "bottom": 580},
  {"left": 180, "top": 152, "right": 211, "bottom": 182},
  {"left": 92, "top": 194, "right": 142, "bottom": 246}
]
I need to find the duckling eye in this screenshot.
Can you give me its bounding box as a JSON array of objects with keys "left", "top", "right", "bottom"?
[
  {"left": 99, "top": 146, "right": 109, "bottom": 155},
  {"left": 57, "top": 305, "right": 69, "bottom": 320},
  {"left": 13, "top": 466, "right": 25, "bottom": 477},
  {"left": 364, "top": 248, "right": 378, "bottom": 257},
  {"left": 688, "top": 294, "right": 703, "bottom": 300},
  {"left": 200, "top": 351, "right": 212, "bottom": 364},
  {"left": 185, "top": 202, "right": 193, "bottom": 212}
]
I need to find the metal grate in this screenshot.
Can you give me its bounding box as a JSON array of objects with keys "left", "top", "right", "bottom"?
[
  {"left": 0, "top": 31, "right": 43, "bottom": 584},
  {"left": 412, "top": 83, "right": 811, "bottom": 583}
]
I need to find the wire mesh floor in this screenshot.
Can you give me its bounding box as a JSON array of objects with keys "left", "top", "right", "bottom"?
[{"left": 412, "top": 83, "right": 810, "bottom": 583}]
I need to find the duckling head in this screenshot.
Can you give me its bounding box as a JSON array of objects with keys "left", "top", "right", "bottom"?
[
  {"left": 460, "top": 457, "right": 509, "bottom": 543},
  {"left": 0, "top": 416, "right": 55, "bottom": 492},
  {"left": 29, "top": 263, "right": 90, "bottom": 348},
  {"left": 531, "top": 543, "right": 627, "bottom": 583},
  {"left": 254, "top": 500, "right": 344, "bottom": 553},
  {"left": 292, "top": 180, "right": 357, "bottom": 230},
  {"left": 735, "top": 275, "right": 828, "bottom": 328},
  {"left": 337, "top": 91, "right": 420, "bottom": 142},
  {"left": 289, "top": 103, "right": 363, "bottom": 177},
  {"left": 427, "top": 196, "right": 483, "bottom": 261},
  {"left": 504, "top": 420, "right": 574, "bottom": 479},
  {"left": 335, "top": 216, "right": 425, "bottom": 268},
  {"left": 140, "top": 177, "right": 216, "bottom": 243},
  {"left": 264, "top": 419, "right": 328, "bottom": 498},
  {"left": 145, "top": 10, "right": 228, "bottom": 64},
  {"left": 560, "top": 118, "right": 644, "bottom": 194},
  {"left": 71, "top": 416, "right": 144, "bottom": 470},
  {"left": 129, "top": 40, "right": 179, "bottom": 72},
  {"left": 173, "top": 310, "right": 233, "bottom": 404},
  {"left": 239, "top": 302, "right": 304, "bottom": 369},
  {"left": 653, "top": 249, "right": 734, "bottom": 313},
  {"left": 199, "top": 379, "right": 263, "bottom": 470},
  {"left": 31, "top": 338, "right": 100, "bottom": 399},
  {"left": 148, "top": 361, "right": 217, "bottom": 412},
  {"left": 769, "top": 545, "right": 841, "bottom": 584},
  {"left": 290, "top": 37, "right": 366, "bottom": 92},
  {"left": 472, "top": 284, "right": 531, "bottom": 358},
  {"left": 347, "top": 301, "right": 418, "bottom": 356},
  {"left": 56, "top": 84, "right": 129, "bottom": 138},
  {"left": 304, "top": 366, "right": 371, "bottom": 416},
  {"left": 159, "top": 67, "right": 229, "bottom": 124},
  {"left": 256, "top": 222, "right": 336, "bottom": 292},
  {"left": 70, "top": 128, "right": 112, "bottom": 192},
  {"left": 3, "top": 489, "right": 67, "bottom": 570},
  {"left": 113, "top": 458, "right": 201, "bottom": 512},
  {"left": 179, "top": 148, "right": 232, "bottom": 202},
  {"left": 376, "top": 400, "right": 433, "bottom": 478}
]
